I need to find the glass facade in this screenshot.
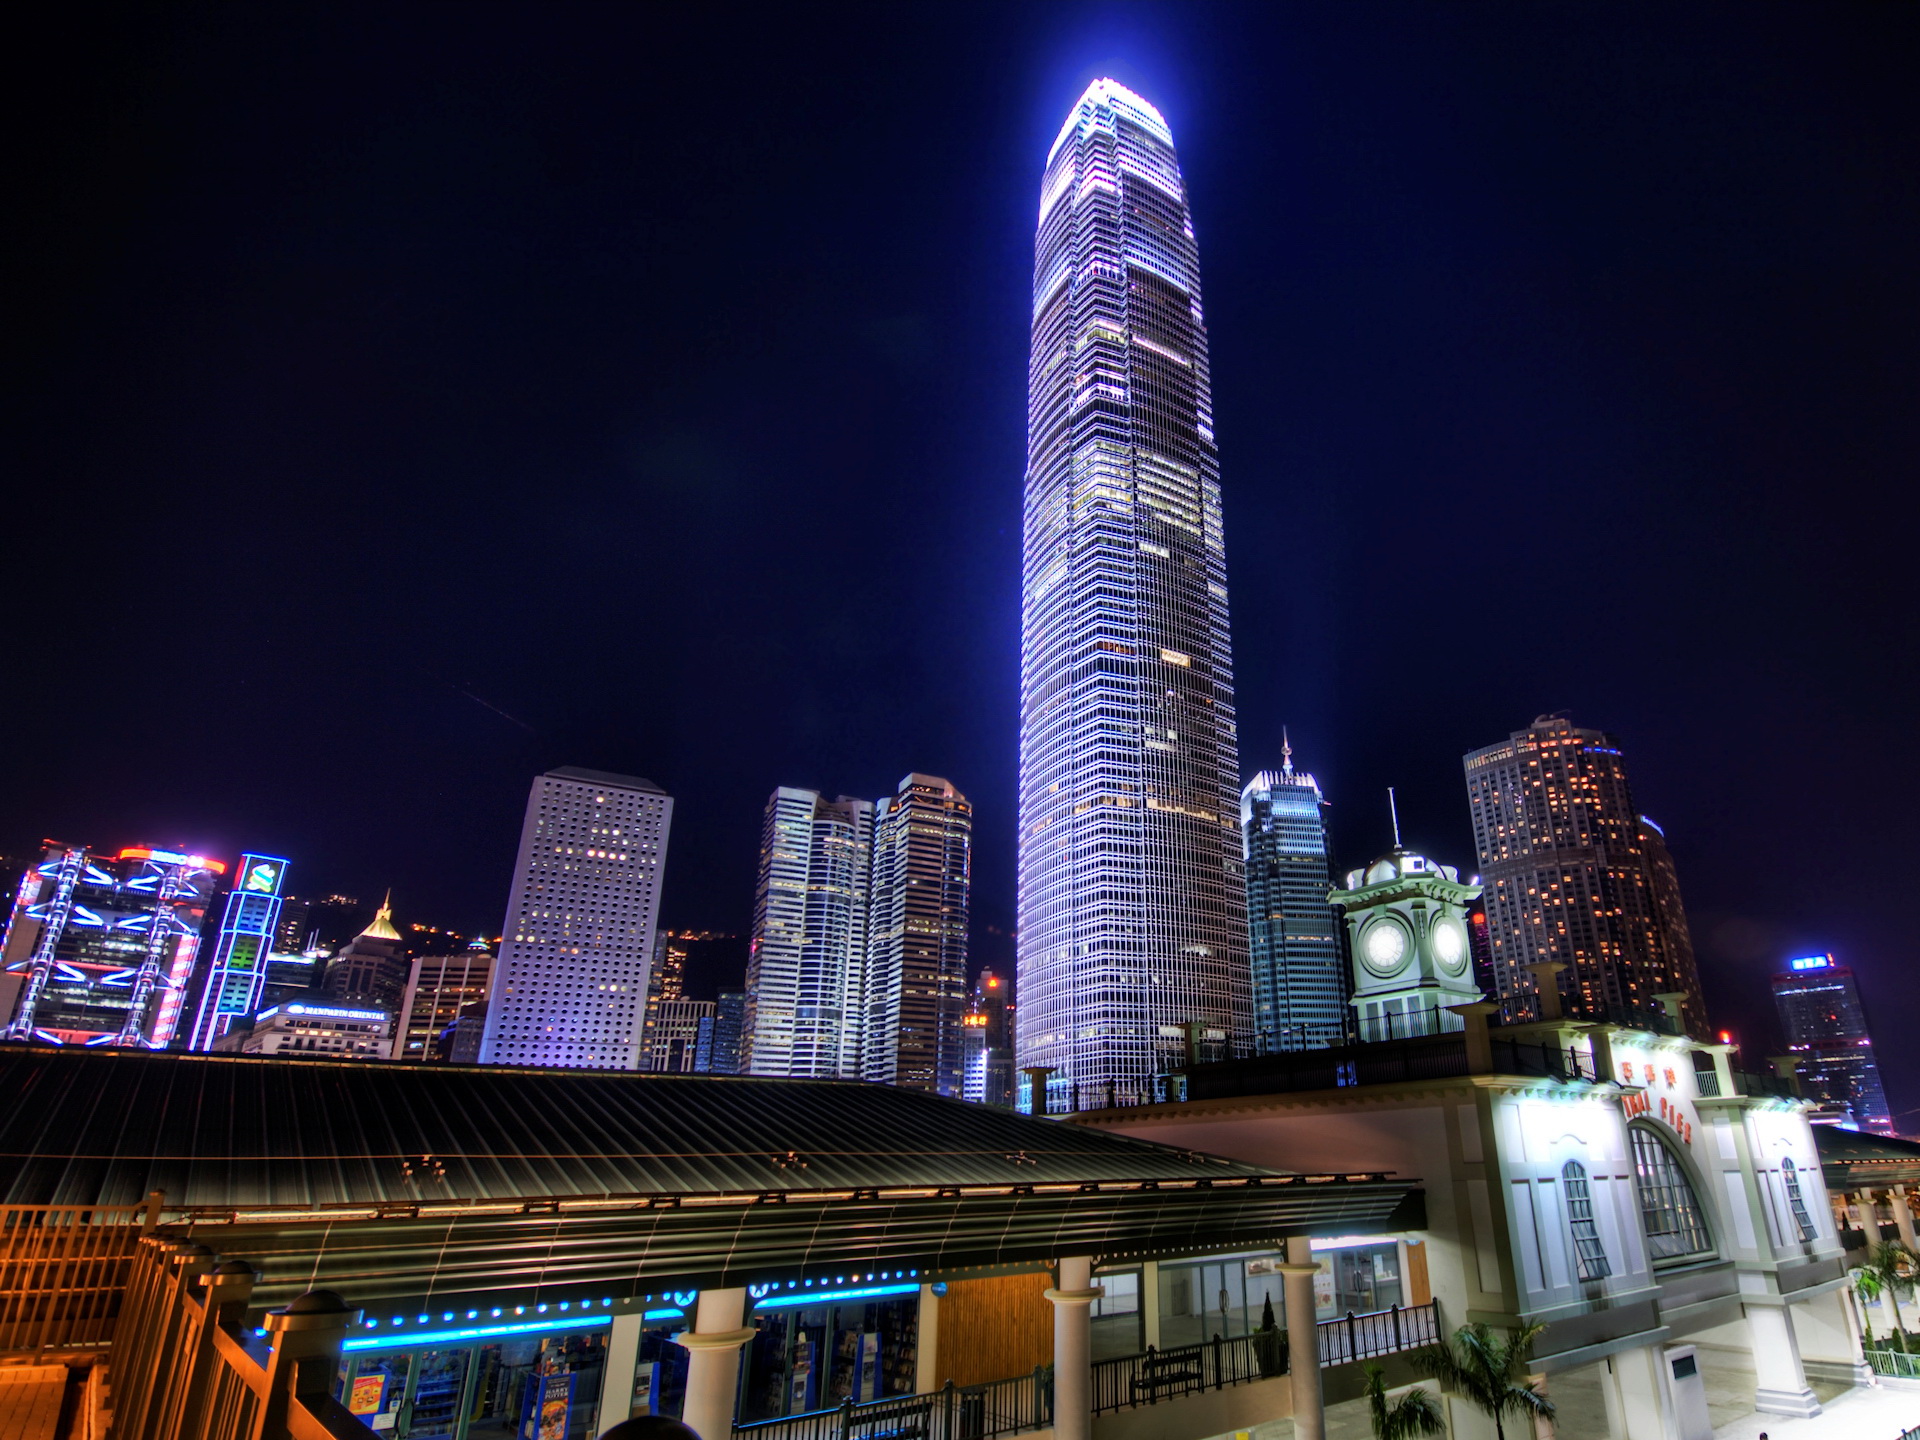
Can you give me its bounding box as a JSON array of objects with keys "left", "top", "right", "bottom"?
[
  {"left": 738, "top": 1294, "right": 920, "bottom": 1421},
  {"left": 185, "top": 854, "right": 289, "bottom": 1051},
  {"left": 1629, "top": 1123, "right": 1715, "bottom": 1264},
  {"left": 1771, "top": 954, "right": 1894, "bottom": 1134},
  {"left": 1242, "top": 749, "right": 1347, "bottom": 1052},
  {"left": 1017, "top": 78, "right": 1250, "bottom": 1094}
]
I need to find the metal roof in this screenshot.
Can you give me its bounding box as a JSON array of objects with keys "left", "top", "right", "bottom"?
[
  {"left": 4, "top": 1046, "right": 1342, "bottom": 1207},
  {"left": 0, "top": 1048, "right": 1422, "bottom": 1311},
  {"left": 1814, "top": 1122, "right": 1920, "bottom": 1188}
]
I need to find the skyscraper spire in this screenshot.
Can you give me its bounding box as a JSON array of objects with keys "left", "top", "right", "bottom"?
[
  {"left": 1016, "top": 80, "right": 1249, "bottom": 1095},
  {"left": 1282, "top": 726, "right": 1294, "bottom": 778},
  {"left": 1388, "top": 789, "right": 1402, "bottom": 848}
]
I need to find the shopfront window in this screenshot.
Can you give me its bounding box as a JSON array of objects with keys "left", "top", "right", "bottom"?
[
  {"left": 1157, "top": 1256, "right": 1286, "bottom": 1350},
  {"left": 739, "top": 1295, "right": 919, "bottom": 1422},
  {"left": 1091, "top": 1269, "right": 1141, "bottom": 1360},
  {"left": 1310, "top": 1240, "right": 1404, "bottom": 1320},
  {"left": 338, "top": 1326, "right": 624, "bottom": 1439}
]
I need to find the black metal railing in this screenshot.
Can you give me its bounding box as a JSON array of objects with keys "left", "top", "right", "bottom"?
[
  {"left": 1488, "top": 1038, "right": 1597, "bottom": 1083},
  {"left": 1092, "top": 1332, "right": 1275, "bottom": 1413},
  {"left": 733, "top": 1302, "right": 1442, "bottom": 1439},
  {"left": 1317, "top": 1300, "right": 1441, "bottom": 1367}
]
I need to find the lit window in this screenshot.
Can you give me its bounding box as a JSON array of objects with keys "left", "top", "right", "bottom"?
[
  {"left": 1629, "top": 1125, "right": 1715, "bottom": 1263},
  {"left": 1781, "top": 1158, "right": 1818, "bottom": 1243},
  {"left": 1562, "top": 1161, "right": 1611, "bottom": 1280}
]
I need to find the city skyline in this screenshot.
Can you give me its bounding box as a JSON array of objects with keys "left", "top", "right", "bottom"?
[{"left": 5, "top": 7, "right": 1916, "bottom": 1108}]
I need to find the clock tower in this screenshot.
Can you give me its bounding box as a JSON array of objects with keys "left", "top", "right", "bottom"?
[{"left": 1330, "top": 844, "right": 1484, "bottom": 1042}]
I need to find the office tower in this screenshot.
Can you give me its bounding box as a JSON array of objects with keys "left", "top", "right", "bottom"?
[
  {"left": 1463, "top": 715, "right": 1709, "bottom": 1037},
  {"left": 1772, "top": 953, "right": 1894, "bottom": 1135},
  {"left": 478, "top": 767, "right": 672, "bottom": 1069},
  {"left": 236, "top": 998, "right": 392, "bottom": 1058},
  {"left": 258, "top": 950, "right": 326, "bottom": 1011},
  {"left": 185, "top": 854, "right": 290, "bottom": 1051},
  {"left": 961, "top": 968, "right": 1015, "bottom": 1106},
  {"left": 743, "top": 788, "right": 873, "bottom": 1079},
  {"left": 1241, "top": 741, "right": 1347, "bottom": 1052},
  {"left": 391, "top": 943, "right": 494, "bottom": 1061},
  {"left": 321, "top": 895, "right": 410, "bottom": 1014},
  {"left": 274, "top": 893, "right": 363, "bottom": 954},
  {"left": 1, "top": 843, "right": 222, "bottom": 1046},
  {"left": 645, "top": 997, "right": 717, "bottom": 1072},
  {"left": 1016, "top": 79, "right": 1249, "bottom": 1095},
  {"left": 709, "top": 988, "right": 746, "bottom": 1074},
  {"left": 865, "top": 774, "right": 972, "bottom": 1094},
  {"left": 639, "top": 932, "right": 687, "bottom": 1065}
]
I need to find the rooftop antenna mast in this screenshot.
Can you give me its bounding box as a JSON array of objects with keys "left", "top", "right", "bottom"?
[{"left": 1388, "top": 788, "right": 1402, "bottom": 848}]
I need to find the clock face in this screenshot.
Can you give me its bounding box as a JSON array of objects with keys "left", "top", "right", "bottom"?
[
  {"left": 1362, "top": 919, "right": 1408, "bottom": 974},
  {"left": 1432, "top": 916, "right": 1468, "bottom": 972}
]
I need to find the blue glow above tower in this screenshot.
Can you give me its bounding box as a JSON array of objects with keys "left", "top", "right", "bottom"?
[{"left": 186, "top": 854, "right": 289, "bottom": 1050}]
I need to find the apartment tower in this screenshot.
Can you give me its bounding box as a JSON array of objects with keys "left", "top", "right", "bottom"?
[
  {"left": 477, "top": 766, "right": 672, "bottom": 1069},
  {"left": 1463, "top": 715, "right": 1707, "bottom": 1036},
  {"left": 1016, "top": 79, "right": 1249, "bottom": 1095}
]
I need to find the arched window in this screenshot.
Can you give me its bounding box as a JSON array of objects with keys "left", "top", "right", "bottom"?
[
  {"left": 1630, "top": 1124, "right": 1715, "bottom": 1263},
  {"left": 1562, "top": 1159, "right": 1612, "bottom": 1280},
  {"left": 1781, "top": 1157, "right": 1818, "bottom": 1242}
]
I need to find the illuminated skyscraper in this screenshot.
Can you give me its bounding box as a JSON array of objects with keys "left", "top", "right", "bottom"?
[
  {"left": 1242, "top": 741, "right": 1347, "bottom": 1052},
  {"left": 1772, "top": 953, "right": 1894, "bottom": 1135},
  {"left": 1463, "top": 715, "right": 1707, "bottom": 1035},
  {"left": 1017, "top": 79, "right": 1249, "bottom": 1092},
  {"left": 477, "top": 766, "right": 672, "bottom": 1069},
  {"left": 185, "top": 854, "right": 290, "bottom": 1051},
  {"left": 1, "top": 843, "right": 222, "bottom": 1046},
  {"left": 744, "top": 788, "right": 873, "bottom": 1079},
  {"left": 865, "top": 774, "right": 971, "bottom": 1094},
  {"left": 743, "top": 774, "right": 971, "bottom": 1091}
]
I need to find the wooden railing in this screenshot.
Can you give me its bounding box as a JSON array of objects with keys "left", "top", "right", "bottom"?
[
  {"left": 106, "top": 1236, "right": 377, "bottom": 1440},
  {"left": 0, "top": 1194, "right": 162, "bottom": 1352}
]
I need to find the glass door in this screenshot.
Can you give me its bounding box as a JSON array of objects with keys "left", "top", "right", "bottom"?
[{"left": 399, "top": 1349, "right": 472, "bottom": 1437}]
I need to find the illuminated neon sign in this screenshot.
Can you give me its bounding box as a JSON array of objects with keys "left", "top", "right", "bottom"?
[
  {"left": 270, "top": 1002, "right": 388, "bottom": 1022},
  {"left": 1789, "top": 955, "right": 1832, "bottom": 971}
]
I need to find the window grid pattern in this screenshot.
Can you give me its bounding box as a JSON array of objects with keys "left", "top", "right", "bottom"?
[
  {"left": 478, "top": 768, "right": 672, "bottom": 1070},
  {"left": 1561, "top": 1159, "right": 1612, "bottom": 1281},
  {"left": 1017, "top": 80, "right": 1250, "bottom": 1092},
  {"left": 1243, "top": 755, "right": 1347, "bottom": 1053},
  {"left": 1781, "top": 1157, "right": 1818, "bottom": 1242},
  {"left": 1629, "top": 1123, "right": 1715, "bottom": 1263}
]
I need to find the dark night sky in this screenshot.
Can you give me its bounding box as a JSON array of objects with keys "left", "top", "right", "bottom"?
[{"left": 9, "top": 5, "right": 1917, "bottom": 1108}]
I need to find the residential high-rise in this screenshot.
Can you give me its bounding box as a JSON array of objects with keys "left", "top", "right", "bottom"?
[
  {"left": 744, "top": 775, "right": 971, "bottom": 1092},
  {"left": 1463, "top": 715, "right": 1708, "bottom": 1036},
  {"left": 186, "top": 855, "right": 290, "bottom": 1051},
  {"left": 477, "top": 766, "right": 672, "bottom": 1069},
  {"left": 865, "top": 774, "right": 971, "bottom": 1094},
  {"left": 1241, "top": 741, "right": 1347, "bottom": 1053},
  {"left": 744, "top": 788, "right": 873, "bottom": 1079},
  {"left": 321, "top": 895, "right": 410, "bottom": 1015},
  {"left": 390, "top": 943, "right": 494, "bottom": 1061},
  {"left": 1015, "top": 79, "right": 1249, "bottom": 1096},
  {"left": 1772, "top": 953, "right": 1894, "bottom": 1135},
  {"left": 1, "top": 843, "right": 222, "bottom": 1046}
]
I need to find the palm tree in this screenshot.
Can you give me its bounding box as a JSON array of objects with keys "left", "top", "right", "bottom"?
[
  {"left": 1852, "top": 1240, "right": 1919, "bottom": 1351},
  {"left": 1363, "top": 1362, "right": 1446, "bottom": 1440},
  {"left": 1421, "top": 1321, "right": 1554, "bottom": 1440}
]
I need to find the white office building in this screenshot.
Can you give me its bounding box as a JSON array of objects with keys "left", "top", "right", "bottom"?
[{"left": 477, "top": 766, "right": 672, "bottom": 1069}]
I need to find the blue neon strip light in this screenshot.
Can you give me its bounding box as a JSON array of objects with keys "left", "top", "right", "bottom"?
[
  {"left": 752, "top": 1283, "right": 918, "bottom": 1311},
  {"left": 344, "top": 1310, "right": 623, "bottom": 1352}
]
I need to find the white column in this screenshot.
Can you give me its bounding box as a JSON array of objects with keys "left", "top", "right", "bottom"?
[
  {"left": 1045, "top": 1257, "right": 1102, "bottom": 1440},
  {"left": 1892, "top": 1188, "right": 1917, "bottom": 1251},
  {"left": 1140, "top": 1261, "right": 1162, "bottom": 1350},
  {"left": 1855, "top": 1190, "right": 1885, "bottom": 1244},
  {"left": 676, "top": 1288, "right": 755, "bottom": 1440},
  {"left": 1746, "top": 1301, "right": 1820, "bottom": 1418},
  {"left": 1279, "top": 1237, "right": 1323, "bottom": 1440},
  {"left": 1600, "top": 1342, "right": 1680, "bottom": 1440},
  {"left": 602, "top": 1311, "right": 645, "bottom": 1425},
  {"left": 915, "top": 1283, "right": 941, "bottom": 1395},
  {"left": 1527, "top": 1371, "right": 1557, "bottom": 1440}
]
